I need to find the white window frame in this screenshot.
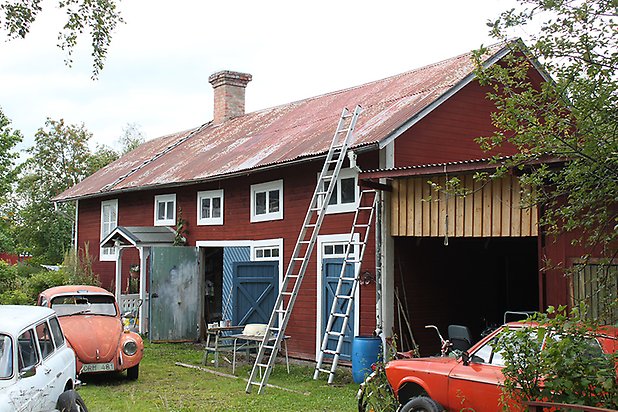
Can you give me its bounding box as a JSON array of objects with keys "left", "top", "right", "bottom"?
[
  {"left": 100, "top": 199, "right": 118, "bottom": 261},
  {"left": 197, "top": 189, "right": 224, "bottom": 225},
  {"left": 253, "top": 245, "right": 280, "bottom": 261},
  {"left": 320, "top": 168, "right": 358, "bottom": 214},
  {"left": 250, "top": 180, "right": 283, "bottom": 222},
  {"left": 154, "top": 194, "right": 176, "bottom": 226}
]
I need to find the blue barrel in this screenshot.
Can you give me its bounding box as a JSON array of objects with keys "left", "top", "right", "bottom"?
[{"left": 352, "top": 336, "right": 382, "bottom": 383}]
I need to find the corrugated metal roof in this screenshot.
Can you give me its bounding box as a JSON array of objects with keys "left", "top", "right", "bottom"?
[{"left": 55, "top": 43, "right": 509, "bottom": 202}]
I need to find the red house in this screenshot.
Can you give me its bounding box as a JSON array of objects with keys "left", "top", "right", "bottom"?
[{"left": 53, "top": 41, "right": 613, "bottom": 360}]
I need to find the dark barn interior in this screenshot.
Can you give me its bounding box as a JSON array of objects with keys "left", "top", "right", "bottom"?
[{"left": 393, "top": 236, "right": 539, "bottom": 356}]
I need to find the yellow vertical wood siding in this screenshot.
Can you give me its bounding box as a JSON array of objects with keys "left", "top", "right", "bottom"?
[{"left": 390, "top": 174, "right": 538, "bottom": 237}]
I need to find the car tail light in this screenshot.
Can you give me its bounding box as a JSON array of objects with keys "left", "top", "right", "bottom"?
[{"left": 123, "top": 339, "right": 138, "bottom": 356}]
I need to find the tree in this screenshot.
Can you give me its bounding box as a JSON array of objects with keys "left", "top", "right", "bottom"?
[
  {"left": 1, "top": 0, "right": 123, "bottom": 78},
  {"left": 15, "top": 118, "right": 115, "bottom": 262},
  {"left": 117, "top": 122, "right": 145, "bottom": 154},
  {"left": 474, "top": 0, "right": 617, "bottom": 258},
  {"left": 0, "top": 107, "right": 22, "bottom": 254}
]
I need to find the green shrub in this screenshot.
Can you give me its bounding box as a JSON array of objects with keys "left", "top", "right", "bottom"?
[{"left": 496, "top": 306, "right": 618, "bottom": 409}]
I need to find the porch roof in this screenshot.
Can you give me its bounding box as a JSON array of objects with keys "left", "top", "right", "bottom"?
[{"left": 101, "top": 226, "right": 176, "bottom": 248}]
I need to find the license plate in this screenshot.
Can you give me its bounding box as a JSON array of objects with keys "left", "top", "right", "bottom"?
[{"left": 81, "top": 362, "right": 115, "bottom": 373}]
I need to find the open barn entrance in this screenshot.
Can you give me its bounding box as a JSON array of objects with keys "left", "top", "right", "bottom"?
[{"left": 393, "top": 236, "right": 538, "bottom": 356}]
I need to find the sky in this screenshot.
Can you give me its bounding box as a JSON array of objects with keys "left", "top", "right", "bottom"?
[{"left": 0, "top": 0, "right": 523, "bottom": 154}]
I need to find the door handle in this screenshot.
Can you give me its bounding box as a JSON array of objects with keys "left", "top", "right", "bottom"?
[
  {"left": 152, "top": 293, "right": 159, "bottom": 298},
  {"left": 44, "top": 367, "right": 52, "bottom": 375}
]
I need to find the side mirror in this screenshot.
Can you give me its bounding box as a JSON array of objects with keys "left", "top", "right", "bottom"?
[
  {"left": 461, "top": 351, "right": 470, "bottom": 366},
  {"left": 19, "top": 365, "right": 36, "bottom": 379}
]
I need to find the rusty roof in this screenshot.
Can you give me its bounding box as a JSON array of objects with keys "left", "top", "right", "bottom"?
[{"left": 55, "top": 42, "right": 511, "bottom": 202}]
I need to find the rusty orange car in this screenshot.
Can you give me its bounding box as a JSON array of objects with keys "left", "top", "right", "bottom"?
[
  {"left": 385, "top": 323, "right": 617, "bottom": 412},
  {"left": 38, "top": 285, "right": 144, "bottom": 380}
]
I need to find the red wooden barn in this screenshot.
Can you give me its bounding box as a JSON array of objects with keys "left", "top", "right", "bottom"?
[{"left": 53, "top": 41, "right": 613, "bottom": 359}]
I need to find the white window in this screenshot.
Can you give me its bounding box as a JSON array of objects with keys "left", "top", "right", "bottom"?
[
  {"left": 197, "top": 190, "right": 223, "bottom": 225},
  {"left": 321, "top": 168, "right": 358, "bottom": 214},
  {"left": 250, "top": 180, "right": 283, "bottom": 222},
  {"left": 100, "top": 199, "right": 118, "bottom": 261},
  {"left": 254, "top": 246, "right": 280, "bottom": 261},
  {"left": 154, "top": 194, "right": 176, "bottom": 226}
]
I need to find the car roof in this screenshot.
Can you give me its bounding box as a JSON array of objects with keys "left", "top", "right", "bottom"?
[
  {"left": 41, "top": 285, "right": 113, "bottom": 297},
  {"left": 0, "top": 305, "right": 56, "bottom": 336}
]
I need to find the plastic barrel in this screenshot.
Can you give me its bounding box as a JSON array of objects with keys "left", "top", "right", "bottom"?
[{"left": 352, "top": 336, "right": 382, "bottom": 384}]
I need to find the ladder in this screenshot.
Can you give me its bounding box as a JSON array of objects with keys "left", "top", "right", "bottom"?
[
  {"left": 246, "top": 105, "right": 363, "bottom": 394},
  {"left": 313, "top": 188, "right": 378, "bottom": 383}
]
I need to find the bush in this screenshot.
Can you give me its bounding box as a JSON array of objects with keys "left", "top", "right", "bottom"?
[{"left": 496, "top": 306, "right": 618, "bottom": 409}]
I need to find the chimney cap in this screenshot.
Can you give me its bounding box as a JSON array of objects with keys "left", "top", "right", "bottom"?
[{"left": 208, "top": 70, "right": 252, "bottom": 88}]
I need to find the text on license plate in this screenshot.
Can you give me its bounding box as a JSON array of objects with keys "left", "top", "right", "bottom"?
[{"left": 81, "top": 362, "right": 115, "bottom": 373}]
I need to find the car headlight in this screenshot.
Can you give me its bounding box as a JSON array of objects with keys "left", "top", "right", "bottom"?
[{"left": 123, "top": 339, "right": 138, "bottom": 356}]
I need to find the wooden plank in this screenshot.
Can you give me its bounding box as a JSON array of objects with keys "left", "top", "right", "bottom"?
[
  {"left": 422, "top": 180, "right": 431, "bottom": 236},
  {"left": 406, "top": 179, "right": 415, "bottom": 236},
  {"left": 391, "top": 180, "right": 400, "bottom": 236},
  {"left": 501, "top": 175, "right": 511, "bottom": 237},
  {"left": 464, "top": 174, "right": 473, "bottom": 237},
  {"left": 430, "top": 178, "right": 440, "bottom": 237},
  {"left": 473, "top": 178, "right": 483, "bottom": 237},
  {"left": 482, "top": 180, "right": 492, "bottom": 237},
  {"left": 438, "top": 176, "right": 446, "bottom": 237},
  {"left": 414, "top": 178, "right": 423, "bottom": 236},
  {"left": 448, "top": 184, "right": 457, "bottom": 238},
  {"left": 492, "top": 178, "right": 502, "bottom": 236},
  {"left": 511, "top": 177, "right": 521, "bottom": 237},
  {"left": 398, "top": 179, "right": 408, "bottom": 236},
  {"left": 521, "top": 184, "right": 532, "bottom": 236}
]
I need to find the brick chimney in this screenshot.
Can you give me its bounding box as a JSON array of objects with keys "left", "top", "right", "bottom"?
[{"left": 208, "top": 70, "right": 252, "bottom": 124}]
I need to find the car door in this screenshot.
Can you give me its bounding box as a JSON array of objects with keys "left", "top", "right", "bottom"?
[
  {"left": 10, "top": 327, "right": 46, "bottom": 411},
  {"left": 446, "top": 338, "right": 505, "bottom": 411},
  {"left": 35, "top": 318, "right": 68, "bottom": 411}
]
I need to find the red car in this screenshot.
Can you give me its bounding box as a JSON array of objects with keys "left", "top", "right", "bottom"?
[
  {"left": 385, "top": 323, "right": 618, "bottom": 412},
  {"left": 38, "top": 285, "right": 144, "bottom": 379}
]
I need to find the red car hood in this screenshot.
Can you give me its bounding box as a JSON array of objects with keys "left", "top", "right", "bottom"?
[{"left": 59, "top": 315, "right": 122, "bottom": 363}]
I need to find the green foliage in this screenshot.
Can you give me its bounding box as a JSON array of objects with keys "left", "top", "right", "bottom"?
[
  {"left": 496, "top": 306, "right": 618, "bottom": 409},
  {"left": 57, "top": 244, "right": 100, "bottom": 286},
  {"left": 14, "top": 118, "right": 116, "bottom": 263},
  {"left": 118, "top": 122, "right": 146, "bottom": 154},
  {"left": 0, "top": 246, "right": 100, "bottom": 304},
  {"left": 173, "top": 208, "right": 188, "bottom": 246},
  {"left": 475, "top": 0, "right": 617, "bottom": 256},
  {"left": 0, "top": 106, "right": 22, "bottom": 202},
  {"left": 1, "top": 0, "right": 123, "bottom": 78}
]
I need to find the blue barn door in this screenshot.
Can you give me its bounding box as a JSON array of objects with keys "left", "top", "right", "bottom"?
[
  {"left": 322, "top": 258, "right": 355, "bottom": 361},
  {"left": 232, "top": 261, "right": 278, "bottom": 325}
]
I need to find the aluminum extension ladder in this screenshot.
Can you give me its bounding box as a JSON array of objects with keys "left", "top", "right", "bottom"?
[
  {"left": 313, "top": 188, "right": 378, "bottom": 383},
  {"left": 245, "top": 106, "right": 362, "bottom": 394}
]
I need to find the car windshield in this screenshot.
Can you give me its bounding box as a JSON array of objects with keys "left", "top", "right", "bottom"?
[
  {"left": 51, "top": 294, "right": 117, "bottom": 317},
  {"left": 0, "top": 334, "right": 13, "bottom": 379}
]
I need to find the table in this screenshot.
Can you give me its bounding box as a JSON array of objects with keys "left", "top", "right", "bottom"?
[
  {"left": 202, "top": 325, "right": 244, "bottom": 367},
  {"left": 230, "top": 333, "right": 290, "bottom": 374}
]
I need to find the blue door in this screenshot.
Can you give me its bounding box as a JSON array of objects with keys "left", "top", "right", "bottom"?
[
  {"left": 232, "top": 261, "right": 278, "bottom": 325},
  {"left": 322, "top": 258, "right": 354, "bottom": 361}
]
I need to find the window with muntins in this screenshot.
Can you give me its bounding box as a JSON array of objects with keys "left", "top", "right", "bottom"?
[
  {"left": 154, "top": 194, "right": 176, "bottom": 226},
  {"left": 251, "top": 180, "right": 283, "bottom": 222},
  {"left": 197, "top": 190, "right": 223, "bottom": 225},
  {"left": 100, "top": 199, "right": 118, "bottom": 261},
  {"left": 321, "top": 168, "right": 358, "bottom": 214},
  {"left": 254, "top": 246, "right": 280, "bottom": 260}
]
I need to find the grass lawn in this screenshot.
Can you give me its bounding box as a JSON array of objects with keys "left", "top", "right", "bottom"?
[{"left": 79, "top": 342, "right": 360, "bottom": 411}]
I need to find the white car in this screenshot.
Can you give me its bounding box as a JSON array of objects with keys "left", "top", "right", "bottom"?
[{"left": 0, "top": 305, "right": 87, "bottom": 412}]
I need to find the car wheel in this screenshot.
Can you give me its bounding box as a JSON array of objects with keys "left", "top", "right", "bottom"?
[
  {"left": 400, "top": 396, "right": 443, "bottom": 412},
  {"left": 127, "top": 364, "right": 139, "bottom": 380},
  {"left": 56, "top": 389, "right": 88, "bottom": 412}
]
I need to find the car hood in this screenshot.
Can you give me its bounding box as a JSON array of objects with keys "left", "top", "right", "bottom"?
[{"left": 59, "top": 315, "right": 122, "bottom": 363}]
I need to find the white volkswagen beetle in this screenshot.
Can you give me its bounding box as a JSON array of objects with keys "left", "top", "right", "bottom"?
[{"left": 0, "top": 305, "right": 87, "bottom": 412}]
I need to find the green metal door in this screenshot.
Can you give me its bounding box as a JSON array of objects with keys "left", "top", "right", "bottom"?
[{"left": 150, "top": 246, "right": 200, "bottom": 341}]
